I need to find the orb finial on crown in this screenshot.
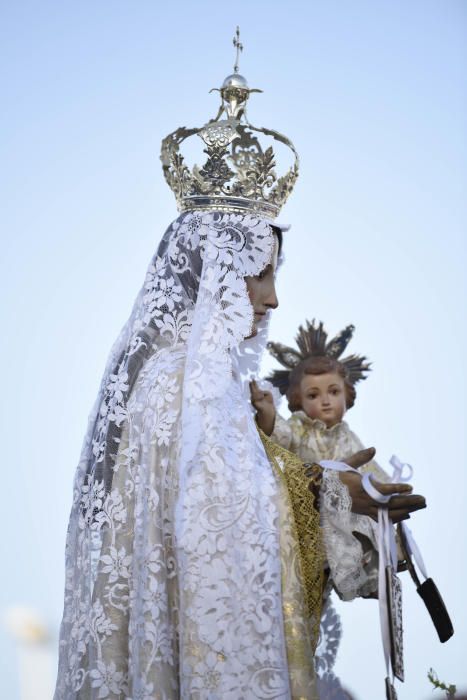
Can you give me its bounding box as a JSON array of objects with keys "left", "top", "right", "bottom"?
[{"left": 214, "top": 26, "right": 261, "bottom": 120}]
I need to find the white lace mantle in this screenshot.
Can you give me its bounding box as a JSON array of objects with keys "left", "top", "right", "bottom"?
[{"left": 54, "top": 212, "right": 320, "bottom": 699}]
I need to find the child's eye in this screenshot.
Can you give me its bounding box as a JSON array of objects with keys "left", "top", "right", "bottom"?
[{"left": 257, "top": 268, "right": 268, "bottom": 280}]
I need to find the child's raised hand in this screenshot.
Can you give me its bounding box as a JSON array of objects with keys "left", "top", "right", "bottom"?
[
  {"left": 250, "top": 379, "right": 274, "bottom": 411},
  {"left": 250, "top": 379, "right": 276, "bottom": 436}
]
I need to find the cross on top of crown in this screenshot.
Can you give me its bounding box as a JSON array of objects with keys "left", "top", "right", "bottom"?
[{"left": 233, "top": 26, "right": 243, "bottom": 73}]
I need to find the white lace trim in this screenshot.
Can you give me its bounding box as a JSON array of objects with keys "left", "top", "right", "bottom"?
[{"left": 320, "top": 470, "right": 379, "bottom": 601}]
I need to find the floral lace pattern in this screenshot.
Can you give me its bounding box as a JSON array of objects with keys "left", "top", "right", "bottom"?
[
  {"left": 55, "top": 212, "right": 319, "bottom": 699},
  {"left": 314, "top": 596, "right": 349, "bottom": 700},
  {"left": 315, "top": 594, "right": 342, "bottom": 676},
  {"left": 320, "top": 471, "right": 378, "bottom": 601}
]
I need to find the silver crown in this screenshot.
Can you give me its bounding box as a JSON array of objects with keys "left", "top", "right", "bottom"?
[{"left": 160, "top": 28, "right": 299, "bottom": 219}]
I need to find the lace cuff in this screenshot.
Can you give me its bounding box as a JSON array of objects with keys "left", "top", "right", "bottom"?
[{"left": 320, "top": 470, "right": 379, "bottom": 601}]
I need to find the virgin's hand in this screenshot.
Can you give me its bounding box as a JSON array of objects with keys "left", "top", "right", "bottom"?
[{"left": 340, "top": 448, "right": 427, "bottom": 523}]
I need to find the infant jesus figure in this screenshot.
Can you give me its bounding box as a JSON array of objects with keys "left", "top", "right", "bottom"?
[
  {"left": 251, "top": 320, "right": 398, "bottom": 692},
  {"left": 251, "top": 319, "right": 389, "bottom": 483},
  {"left": 251, "top": 320, "right": 404, "bottom": 603}
]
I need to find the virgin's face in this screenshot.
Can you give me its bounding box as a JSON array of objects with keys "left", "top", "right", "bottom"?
[
  {"left": 245, "top": 237, "right": 279, "bottom": 337},
  {"left": 300, "top": 372, "right": 347, "bottom": 428}
]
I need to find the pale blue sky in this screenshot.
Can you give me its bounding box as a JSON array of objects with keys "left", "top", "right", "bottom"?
[{"left": 1, "top": 1, "right": 466, "bottom": 698}]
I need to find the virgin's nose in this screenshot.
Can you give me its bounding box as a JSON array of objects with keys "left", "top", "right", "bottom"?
[{"left": 266, "top": 283, "right": 279, "bottom": 310}]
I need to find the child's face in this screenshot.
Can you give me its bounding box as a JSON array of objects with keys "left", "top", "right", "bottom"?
[{"left": 299, "top": 372, "right": 347, "bottom": 428}]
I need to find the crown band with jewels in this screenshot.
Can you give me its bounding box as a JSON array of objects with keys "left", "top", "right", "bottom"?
[
  {"left": 267, "top": 320, "right": 372, "bottom": 395},
  {"left": 160, "top": 28, "right": 299, "bottom": 219}
]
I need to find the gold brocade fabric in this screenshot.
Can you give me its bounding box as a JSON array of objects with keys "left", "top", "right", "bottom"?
[{"left": 260, "top": 430, "right": 325, "bottom": 649}]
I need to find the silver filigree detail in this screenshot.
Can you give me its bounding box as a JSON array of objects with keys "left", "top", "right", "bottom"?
[{"left": 160, "top": 31, "right": 299, "bottom": 220}]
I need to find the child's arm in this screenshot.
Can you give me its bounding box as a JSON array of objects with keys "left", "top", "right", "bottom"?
[{"left": 250, "top": 380, "right": 276, "bottom": 436}]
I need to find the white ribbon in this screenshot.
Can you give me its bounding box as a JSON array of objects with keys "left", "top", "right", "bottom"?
[
  {"left": 319, "top": 459, "right": 359, "bottom": 475},
  {"left": 389, "top": 455, "right": 428, "bottom": 580},
  {"left": 389, "top": 455, "right": 413, "bottom": 484},
  {"left": 361, "top": 471, "right": 391, "bottom": 503},
  {"left": 371, "top": 455, "right": 408, "bottom": 686},
  {"left": 377, "top": 502, "right": 398, "bottom": 685},
  {"left": 401, "top": 523, "right": 428, "bottom": 579}
]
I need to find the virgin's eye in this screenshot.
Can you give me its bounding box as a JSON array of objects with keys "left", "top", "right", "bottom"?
[
  {"left": 331, "top": 389, "right": 341, "bottom": 395},
  {"left": 307, "top": 394, "right": 318, "bottom": 400}
]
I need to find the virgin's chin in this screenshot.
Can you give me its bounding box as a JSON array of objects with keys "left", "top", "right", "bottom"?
[{"left": 245, "top": 324, "right": 258, "bottom": 340}]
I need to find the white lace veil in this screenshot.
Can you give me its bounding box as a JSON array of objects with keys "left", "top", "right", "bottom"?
[{"left": 55, "top": 210, "right": 295, "bottom": 699}]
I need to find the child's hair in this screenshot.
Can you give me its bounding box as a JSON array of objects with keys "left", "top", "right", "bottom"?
[{"left": 286, "top": 356, "right": 357, "bottom": 412}]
